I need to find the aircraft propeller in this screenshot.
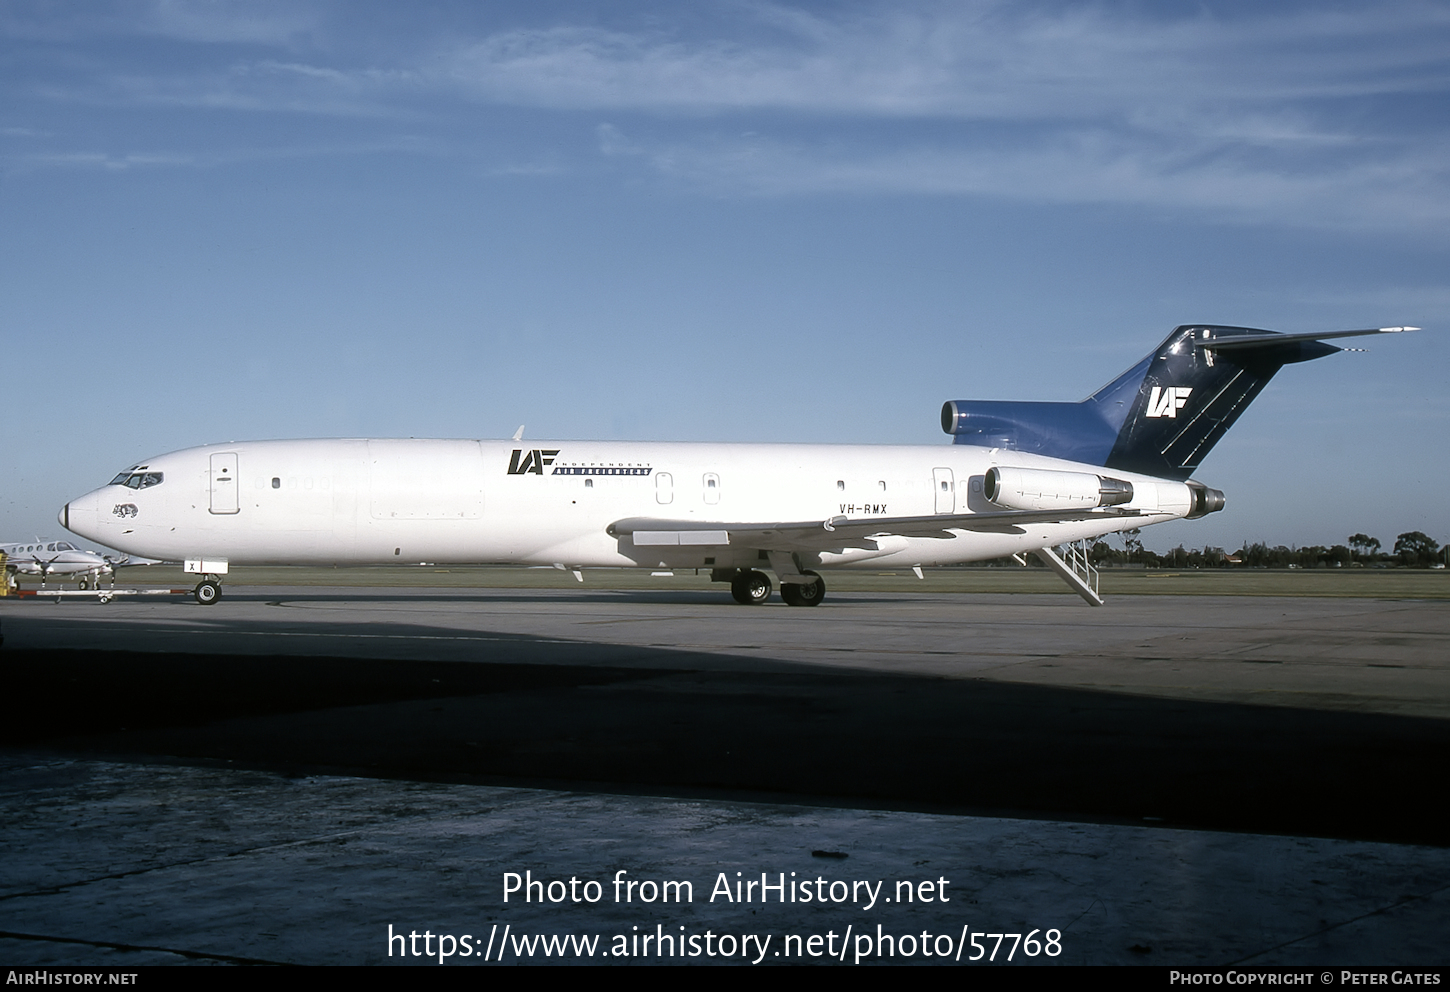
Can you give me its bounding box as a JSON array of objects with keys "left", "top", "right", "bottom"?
[
  {"left": 99, "top": 553, "right": 129, "bottom": 584},
  {"left": 31, "top": 554, "right": 55, "bottom": 585}
]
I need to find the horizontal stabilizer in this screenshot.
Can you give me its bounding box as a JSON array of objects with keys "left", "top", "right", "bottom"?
[{"left": 1195, "top": 326, "right": 1418, "bottom": 351}]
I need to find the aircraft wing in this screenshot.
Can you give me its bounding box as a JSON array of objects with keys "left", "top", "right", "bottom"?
[{"left": 608, "top": 507, "right": 1142, "bottom": 552}]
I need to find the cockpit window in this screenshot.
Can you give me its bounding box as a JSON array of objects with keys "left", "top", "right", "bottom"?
[{"left": 110, "top": 471, "right": 163, "bottom": 489}]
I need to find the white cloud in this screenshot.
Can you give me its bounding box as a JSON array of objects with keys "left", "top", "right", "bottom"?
[
  {"left": 596, "top": 125, "right": 1450, "bottom": 234},
  {"left": 138, "top": 0, "right": 319, "bottom": 45},
  {"left": 434, "top": 4, "right": 1450, "bottom": 232},
  {"left": 1, "top": 0, "right": 320, "bottom": 46},
  {"left": 3, "top": 137, "right": 437, "bottom": 174},
  {"left": 51, "top": 3, "right": 1446, "bottom": 124},
  {"left": 30, "top": 59, "right": 421, "bottom": 118},
  {"left": 440, "top": 3, "right": 1450, "bottom": 119},
  {"left": 9, "top": 2, "right": 1450, "bottom": 233}
]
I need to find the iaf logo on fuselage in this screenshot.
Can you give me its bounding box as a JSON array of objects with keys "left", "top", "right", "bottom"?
[{"left": 507, "top": 449, "right": 653, "bottom": 477}]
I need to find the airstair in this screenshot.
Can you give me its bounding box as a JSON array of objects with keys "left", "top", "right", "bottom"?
[{"left": 1033, "top": 539, "right": 1103, "bottom": 607}]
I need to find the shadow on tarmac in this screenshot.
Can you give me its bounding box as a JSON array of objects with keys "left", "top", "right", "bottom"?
[
  {"left": 3, "top": 638, "right": 1447, "bottom": 848},
  {"left": 224, "top": 589, "right": 938, "bottom": 607}
]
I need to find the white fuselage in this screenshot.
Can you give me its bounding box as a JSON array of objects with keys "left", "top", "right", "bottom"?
[{"left": 60, "top": 438, "right": 1193, "bottom": 572}]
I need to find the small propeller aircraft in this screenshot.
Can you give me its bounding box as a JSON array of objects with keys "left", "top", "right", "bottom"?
[{"left": 1, "top": 539, "right": 130, "bottom": 589}]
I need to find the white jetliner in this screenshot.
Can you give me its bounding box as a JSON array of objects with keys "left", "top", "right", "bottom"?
[
  {"left": 58, "top": 324, "right": 1418, "bottom": 606},
  {"left": 2, "top": 539, "right": 127, "bottom": 589}
]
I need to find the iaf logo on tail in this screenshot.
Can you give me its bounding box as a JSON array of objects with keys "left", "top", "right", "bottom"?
[{"left": 1146, "top": 386, "right": 1192, "bottom": 419}]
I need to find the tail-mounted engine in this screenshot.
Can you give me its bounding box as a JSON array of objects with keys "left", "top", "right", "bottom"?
[
  {"left": 1186, "top": 481, "right": 1226, "bottom": 519},
  {"left": 984, "top": 466, "right": 1135, "bottom": 512}
]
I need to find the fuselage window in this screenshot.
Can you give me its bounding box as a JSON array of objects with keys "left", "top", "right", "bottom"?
[
  {"left": 879, "top": 480, "right": 887, "bottom": 490},
  {"left": 585, "top": 479, "right": 593, "bottom": 488},
  {"left": 272, "top": 477, "right": 281, "bottom": 489},
  {"left": 836, "top": 480, "right": 845, "bottom": 490}
]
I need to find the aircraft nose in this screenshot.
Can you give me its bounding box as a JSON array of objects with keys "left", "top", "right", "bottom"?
[{"left": 60, "top": 491, "right": 102, "bottom": 540}]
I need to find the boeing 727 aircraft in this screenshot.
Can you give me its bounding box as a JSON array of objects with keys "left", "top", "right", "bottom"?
[{"left": 59, "top": 324, "right": 1417, "bottom": 606}]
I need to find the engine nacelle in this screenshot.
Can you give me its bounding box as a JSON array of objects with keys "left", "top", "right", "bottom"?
[
  {"left": 1186, "top": 482, "right": 1226, "bottom": 519},
  {"left": 984, "top": 466, "right": 1135, "bottom": 511}
]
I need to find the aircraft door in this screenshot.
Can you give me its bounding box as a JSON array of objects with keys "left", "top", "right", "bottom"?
[
  {"left": 210, "top": 453, "right": 240, "bottom": 514},
  {"left": 656, "top": 472, "right": 673, "bottom": 504},
  {"left": 932, "top": 467, "right": 954, "bottom": 514},
  {"left": 702, "top": 472, "right": 720, "bottom": 504}
]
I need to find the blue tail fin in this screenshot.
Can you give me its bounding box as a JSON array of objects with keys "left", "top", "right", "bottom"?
[{"left": 943, "top": 324, "right": 1410, "bottom": 480}]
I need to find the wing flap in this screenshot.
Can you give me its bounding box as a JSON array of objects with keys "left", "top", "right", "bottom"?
[
  {"left": 632, "top": 530, "right": 731, "bottom": 546},
  {"left": 609, "top": 507, "right": 1142, "bottom": 552}
]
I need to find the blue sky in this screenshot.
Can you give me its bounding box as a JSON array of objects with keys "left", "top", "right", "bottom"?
[{"left": 2, "top": 0, "right": 1446, "bottom": 554}]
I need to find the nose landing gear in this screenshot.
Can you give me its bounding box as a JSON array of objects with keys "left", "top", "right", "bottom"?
[{"left": 193, "top": 579, "right": 222, "bottom": 605}]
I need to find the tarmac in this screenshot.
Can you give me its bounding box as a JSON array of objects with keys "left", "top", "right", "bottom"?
[{"left": 1, "top": 585, "right": 1448, "bottom": 966}]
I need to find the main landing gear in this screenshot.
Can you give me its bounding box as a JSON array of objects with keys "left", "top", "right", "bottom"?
[
  {"left": 730, "top": 569, "right": 772, "bottom": 605},
  {"left": 193, "top": 579, "right": 222, "bottom": 605},
  {"left": 780, "top": 571, "right": 825, "bottom": 607},
  {"left": 722, "top": 568, "right": 826, "bottom": 607}
]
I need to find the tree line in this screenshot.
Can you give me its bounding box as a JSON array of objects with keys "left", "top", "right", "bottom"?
[{"left": 1084, "top": 530, "right": 1446, "bottom": 569}]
